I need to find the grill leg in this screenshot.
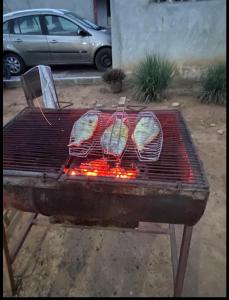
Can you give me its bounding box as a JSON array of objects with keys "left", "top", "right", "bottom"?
[
  {"left": 174, "top": 225, "right": 193, "bottom": 297},
  {"left": 3, "top": 224, "right": 15, "bottom": 296}
]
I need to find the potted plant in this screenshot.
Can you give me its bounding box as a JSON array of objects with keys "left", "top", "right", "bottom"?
[{"left": 102, "top": 68, "right": 126, "bottom": 93}]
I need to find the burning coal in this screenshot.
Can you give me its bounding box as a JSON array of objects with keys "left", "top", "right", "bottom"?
[{"left": 64, "top": 158, "right": 139, "bottom": 179}]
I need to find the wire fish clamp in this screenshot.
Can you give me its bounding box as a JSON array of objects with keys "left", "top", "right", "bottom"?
[
  {"left": 101, "top": 97, "right": 130, "bottom": 160},
  {"left": 133, "top": 111, "right": 163, "bottom": 162},
  {"left": 68, "top": 109, "right": 102, "bottom": 158}
]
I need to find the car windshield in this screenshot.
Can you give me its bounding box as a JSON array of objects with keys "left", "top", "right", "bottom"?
[{"left": 65, "top": 12, "right": 101, "bottom": 30}]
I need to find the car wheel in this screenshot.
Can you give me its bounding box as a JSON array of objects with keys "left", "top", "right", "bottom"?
[
  {"left": 95, "top": 48, "right": 112, "bottom": 71},
  {"left": 3, "top": 53, "right": 25, "bottom": 76}
]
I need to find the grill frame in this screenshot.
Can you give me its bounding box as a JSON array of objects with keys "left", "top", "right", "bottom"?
[
  {"left": 3, "top": 107, "right": 210, "bottom": 297},
  {"left": 3, "top": 107, "right": 209, "bottom": 227}
]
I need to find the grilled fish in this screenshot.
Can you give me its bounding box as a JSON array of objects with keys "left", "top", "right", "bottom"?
[
  {"left": 101, "top": 119, "right": 129, "bottom": 157},
  {"left": 132, "top": 116, "right": 160, "bottom": 151},
  {"left": 68, "top": 113, "right": 99, "bottom": 147}
]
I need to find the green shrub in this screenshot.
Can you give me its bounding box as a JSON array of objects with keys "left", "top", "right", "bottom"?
[
  {"left": 199, "top": 63, "right": 226, "bottom": 105},
  {"left": 102, "top": 68, "right": 126, "bottom": 83},
  {"left": 131, "top": 54, "right": 174, "bottom": 102}
]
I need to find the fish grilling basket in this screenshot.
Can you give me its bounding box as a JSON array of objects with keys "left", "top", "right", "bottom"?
[{"left": 68, "top": 109, "right": 163, "bottom": 162}]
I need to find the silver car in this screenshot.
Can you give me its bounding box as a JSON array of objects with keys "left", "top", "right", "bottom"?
[{"left": 3, "top": 8, "right": 112, "bottom": 75}]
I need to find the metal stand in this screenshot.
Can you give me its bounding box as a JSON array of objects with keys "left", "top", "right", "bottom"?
[
  {"left": 3, "top": 214, "right": 193, "bottom": 297},
  {"left": 174, "top": 225, "right": 193, "bottom": 297},
  {"left": 3, "top": 225, "right": 15, "bottom": 296},
  {"left": 3, "top": 213, "right": 37, "bottom": 296}
]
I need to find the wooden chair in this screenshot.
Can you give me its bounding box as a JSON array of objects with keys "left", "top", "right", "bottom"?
[{"left": 21, "top": 65, "right": 72, "bottom": 109}]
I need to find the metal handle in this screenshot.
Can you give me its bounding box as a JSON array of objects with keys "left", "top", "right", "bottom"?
[
  {"left": 116, "top": 97, "right": 126, "bottom": 112},
  {"left": 15, "top": 39, "right": 23, "bottom": 43},
  {"left": 126, "top": 105, "right": 146, "bottom": 111},
  {"left": 49, "top": 40, "right": 58, "bottom": 44},
  {"left": 118, "top": 97, "right": 126, "bottom": 106}
]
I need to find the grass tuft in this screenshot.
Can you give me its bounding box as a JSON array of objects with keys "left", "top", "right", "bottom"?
[
  {"left": 199, "top": 63, "right": 226, "bottom": 105},
  {"left": 130, "top": 54, "right": 174, "bottom": 102}
]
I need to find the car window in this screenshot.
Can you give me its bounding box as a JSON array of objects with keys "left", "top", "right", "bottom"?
[
  {"left": 3, "top": 21, "right": 10, "bottom": 34},
  {"left": 45, "top": 15, "right": 81, "bottom": 36},
  {"left": 65, "top": 12, "right": 100, "bottom": 30},
  {"left": 13, "top": 15, "right": 42, "bottom": 35}
]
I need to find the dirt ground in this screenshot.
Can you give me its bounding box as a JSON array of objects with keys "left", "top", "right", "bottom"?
[{"left": 3, "top": 83, "right": 226, "bottom": 297}]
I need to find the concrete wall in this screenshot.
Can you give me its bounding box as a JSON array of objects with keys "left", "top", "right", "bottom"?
[
  {"left": 3, "top": 0, "right": 94, "bottom": 23},
  {"left": 111, "top": 0, "right": 226, "bottom": 78}
]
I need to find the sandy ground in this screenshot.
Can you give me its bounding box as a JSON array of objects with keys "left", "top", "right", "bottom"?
[{"left": 3, "top": 83, "right": 226, "bottom": 297}]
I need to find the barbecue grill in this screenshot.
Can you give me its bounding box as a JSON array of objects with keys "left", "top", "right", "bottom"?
[{"left": 3, "top": 106, "right": 209, "bottom": 297}]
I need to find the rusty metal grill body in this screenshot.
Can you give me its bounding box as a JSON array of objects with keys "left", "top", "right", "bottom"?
[
  {"left": 3, "top": 107, "right": 210, "bottom": 297},
  {"left": 3, "top": 107, "right": 209, "bottom": 227}
]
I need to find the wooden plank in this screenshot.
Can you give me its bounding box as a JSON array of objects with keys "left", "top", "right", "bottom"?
[
  {"left": 32, "top": 218, "right": 171, "bottom": 235},
  {"left": 3, "top": 210, "right": 10, "bottom": 227},
  {"left": 3, "top": 209, "right": 17, "bottom": 227}
]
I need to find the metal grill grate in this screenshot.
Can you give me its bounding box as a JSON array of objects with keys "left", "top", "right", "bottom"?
[
  {"left": 3, "top": 107, "right": 207, "bottom": 187},
  {"left": 66, "top": 111, "right": 206, "bottom": 185},
  {"left": 3, "top": 108, "right": 77, "bottom": 176}
]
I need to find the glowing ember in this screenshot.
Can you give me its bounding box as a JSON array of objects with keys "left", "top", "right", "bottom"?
[
  {"left": 64, "top": 158, "right": 139, "bottom": 179},
  {"left": 180, "top": 146, "right": 195, "bottom": 182}
]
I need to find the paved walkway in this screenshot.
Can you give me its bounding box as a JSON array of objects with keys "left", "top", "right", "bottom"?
[
  {"left": 3, "top": 65, "right": 103, "bottom": 87},
  {"left": 52, "top": 65, "right": 101, "bottom": 77}
]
